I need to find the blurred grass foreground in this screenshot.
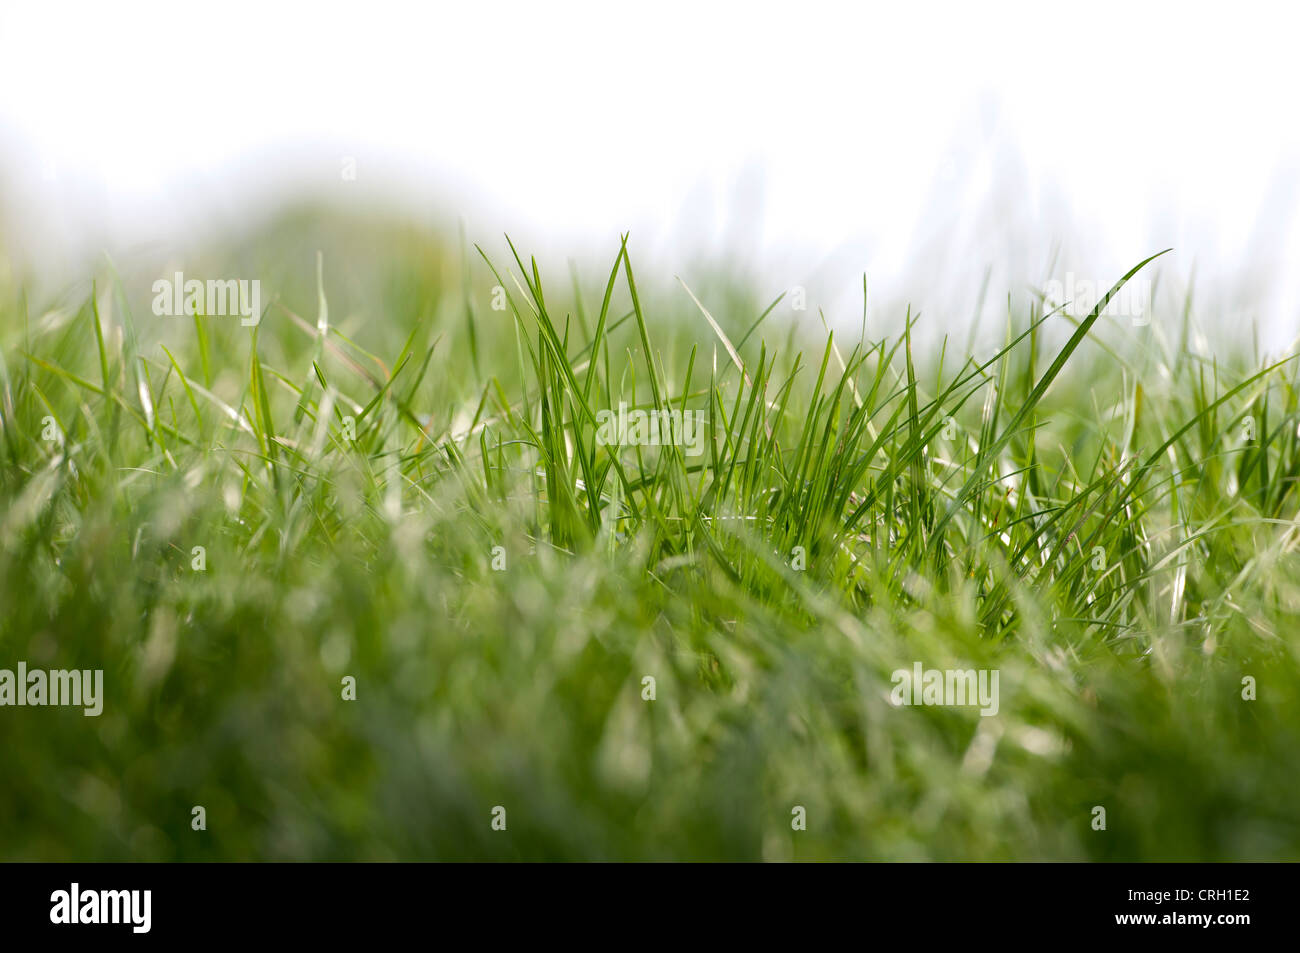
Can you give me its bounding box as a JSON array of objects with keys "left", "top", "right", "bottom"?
[{"left": 1, "top": 207, "right": 1299, "bottom": 861}]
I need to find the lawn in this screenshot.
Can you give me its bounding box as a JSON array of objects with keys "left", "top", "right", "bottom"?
[{"left": 2, "top": 210, "right": 1298, "bottom": 860}]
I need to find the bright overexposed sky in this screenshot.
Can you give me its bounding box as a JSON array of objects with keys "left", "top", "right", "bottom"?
[{"left": 2, "top": 0, "right": 1298, "bottom": 341}]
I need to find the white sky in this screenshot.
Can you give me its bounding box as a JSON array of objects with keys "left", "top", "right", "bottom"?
[{"left": 2, "top": 0, "right": 1298, "bottom": 341}]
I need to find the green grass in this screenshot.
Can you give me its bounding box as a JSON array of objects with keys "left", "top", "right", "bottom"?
[{"left": 2, "top": 213, "right": 1299, "bottom": 860}]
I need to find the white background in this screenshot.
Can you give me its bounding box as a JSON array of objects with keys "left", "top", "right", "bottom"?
[{"left": 2, "top": 1, "right": 1297, "bottom": 341}]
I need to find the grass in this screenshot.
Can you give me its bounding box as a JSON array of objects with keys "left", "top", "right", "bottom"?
[{"left": 2, "top": 212, "right": 1299, "bottom": 860}]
